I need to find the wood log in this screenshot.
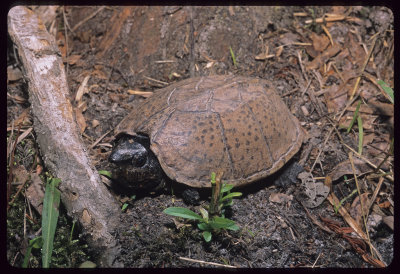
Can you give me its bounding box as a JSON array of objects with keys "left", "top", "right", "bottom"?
[{"left": 8, "top": 6, "right": 122, "bottom": 267}]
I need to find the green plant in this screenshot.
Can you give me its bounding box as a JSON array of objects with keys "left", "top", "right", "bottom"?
[
  {"left": 377, "top": 80, "right": 394, "bottom": 104},
  {"left": 22, "top": 237, "right": 43, "bottom": 268},
  {"left": 334, "top": 188, "right": 358, "bottom": 214},
  {"left": 163, "top": 172, "right": 242, "bottom": 242},
  {"left": 229, "top": 46, "right": 238, "bottom": 68},
  {"left": 41, "top": 177, "right": 61, "bottom": 268},
  {"left": 346, "top": 100, "right": 364, "bottom": 155},
  {"left": 98, "top": 170, "right": 112, "bottom": 178}
]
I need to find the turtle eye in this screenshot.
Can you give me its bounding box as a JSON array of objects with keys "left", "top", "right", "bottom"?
[{"left": 131, "top": 152, "right": 147, "bottom": 167}]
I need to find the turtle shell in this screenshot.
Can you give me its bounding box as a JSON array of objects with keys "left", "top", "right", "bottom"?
[{"left": 114, "top": 75, "right": 303, "bottom": 188}]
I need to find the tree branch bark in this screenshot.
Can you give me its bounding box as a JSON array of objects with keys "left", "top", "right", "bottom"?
[{"left": 8, "top": 6, "right": 122, "bottom": 267}]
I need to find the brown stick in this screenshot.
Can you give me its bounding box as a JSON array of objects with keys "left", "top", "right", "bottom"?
[{"left": 8, "top": 6, "right": 122, "bottom": 267}]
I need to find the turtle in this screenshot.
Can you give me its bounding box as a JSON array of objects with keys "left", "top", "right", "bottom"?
[{"left": 109, "top": 75, "right": 304, "bottom": 196}]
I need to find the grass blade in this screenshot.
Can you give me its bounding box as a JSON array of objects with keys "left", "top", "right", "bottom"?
[
  {"left": 41, "top": 178, "right": 61, "bottom": 268},
  {"left": 357, "top": 115, "right": 363, "bottom": 155},
  {"left": 229, "top": 46, "right": 237, "bottom": 68},
  {"left": 347, "top": 100, "right": 361, "bottom": 133},
  {"left": 163, "top": 207, "right": 203, "bottom": 220},
  {"left": 220, "top": 192, "right": 242, "bottom": 201}
]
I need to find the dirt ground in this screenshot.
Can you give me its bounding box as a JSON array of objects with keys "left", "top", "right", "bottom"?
[{"left": 7, "top": 6, "right": 394, "bottom": 268}]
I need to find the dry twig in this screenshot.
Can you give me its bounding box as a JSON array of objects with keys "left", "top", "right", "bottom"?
[{"left": 179, "top": 256, "right": 237, "bottom": 268}]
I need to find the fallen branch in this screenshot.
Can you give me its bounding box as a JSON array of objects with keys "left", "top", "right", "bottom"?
[{"left": 8, "top": 6, "right": 122, "bottom": 267}]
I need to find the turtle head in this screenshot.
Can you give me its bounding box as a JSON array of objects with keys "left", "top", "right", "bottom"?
[{"left": 109, "top": 134, "right": 165, "bottom": 190}]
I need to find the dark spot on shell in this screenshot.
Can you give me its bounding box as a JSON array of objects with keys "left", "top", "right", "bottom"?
[
  {"left": 195, "top": 136, "right": 200, "bottom": 141},
  {"left": 235, "top": 137, "right": 239, "bottom": 142},
  {"left": 246, "top": 140, "right": 250, "bottom": 145},
  {"left": 209, "top": 127, "right": 214, "bottom": 132},
  {"left": 235, "top": 143, "right": 240, "bottom": 148},
  {"left": 202, "top": 129, "right": 207, "bottom": 134},
  {"left": 254, "top": 135, "right": 259, "bottom": 141},
  {"left": 210, "top": 135, "right": 215, "bottom": 140},
  {"left": 198, "top": 122, "right": 205, "bottom": 126},
  {"left": 247, "top": 132, "right": 252, "bottom": 136},
  {"left": 250, "top": 156, "right": 254, "bottom": 160},
  {"left": 227, "top": 144, "right": 232, "bottom": 150},
  {"left": 209, "top": 143, "right": 213, "bottom": 147},
  {"left": 240, "top": 155, "right": 244, "bottom": 160}
]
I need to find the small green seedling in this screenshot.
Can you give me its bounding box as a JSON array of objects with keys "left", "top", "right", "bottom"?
[
  {"left": 22, "top": 237, "right": 43, "bottom": 268},
  {"left": 163, "top": 172, "right": 242, "bottom": 242},
  {"left": 122, "top": 195, "right": 136, "bottom": 212},
  {"left": 229, "top": 46, "right": 238, "bottom": 68},
  {"left": 98, "top": 170, "right": 112, "bottom": 178},
  {"left": 334, "top": 188, "right": 358, "bottom": 214}
]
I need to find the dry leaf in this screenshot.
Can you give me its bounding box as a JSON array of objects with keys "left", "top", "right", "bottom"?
[
  {"left": 92, "top": 119, "right": 100, "bottom": 128},
  {"left": 8, "top": 93, "right": 27, "bottom": 104},
  {"left": 327, "top": 158, "right": 371, "bottom": 182},
  {"left": 92, "top": 67, "right": 108, "bottom": 80},
  {"left": 13, "top": 108, "right": 31, "bottom": 127},
  {"left": 75, "top": 75, "right": 91, "bottom": 102},
  {"left": 7, "top": 66, "right": 23, "bottom": 82},
  {"left": 12, "top": 165, "right": 29, "bottom": 185},
  {"left": 310, "top": 32, "right": 330, "bottom": 52},
  {"left": 298, "top": 171, "right": 330, "bottom": 208},
  {"left": 323, "top": 84, "right": 347, "bottom": 113},
  {"left": 67, "top": 54, "right": 82, "bottom": 65},
  {"left": 306, "top": 43, "right": 341, "bottom": 70},
  {"left": 108, "top": 93, "right": 129, "bottom": 102},
  {"left": 56, "top": 31, "right": 67, "bottom": 58},
  {"left": 275, "top": 45, "right": 284, "bottom": 57},
  {"left": 25, "top": 173, "right": 45, "bottom": 214},
  {"left": 382, "top": 216, "right": 393, "bottom": 230},
  {"left": 75, "top": 108, "right": 87, "bottom": 134},
  {"left": 378, "top": 201, "right": 391, "bottom": 209},
  {"left": 350, "top": 193, "right": 371, "bottom": 226},
  {"left": 269, "top": 192, "right": 293, "bottom": 204}
]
